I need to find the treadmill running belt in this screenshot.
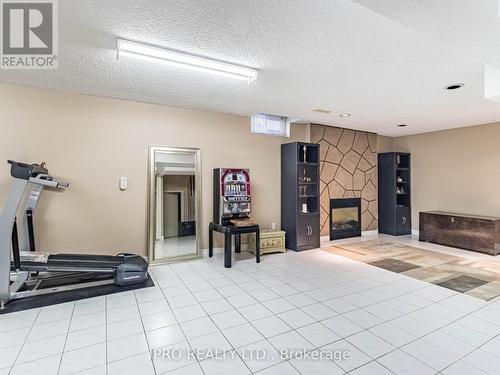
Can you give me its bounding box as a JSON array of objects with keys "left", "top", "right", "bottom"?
[{"left": 1, "top": 274, "right": 154, "bottom": 315}]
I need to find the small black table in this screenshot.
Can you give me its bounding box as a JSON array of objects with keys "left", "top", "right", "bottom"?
[{"left": 209, "top": 222, "right": 260, "bottom": 268}]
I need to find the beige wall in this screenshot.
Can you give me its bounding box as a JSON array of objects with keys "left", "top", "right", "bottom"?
[
  {"left": 393, "top": 122, "right": 500, "bottom": 230},
  {"left": 12, "top": 82, "right": 495, "bottom": 246},
  {"left": 377, "top": 135, "right": 394, "bottom": 153},
  {"left": 0, "top": 84, "right": 307, "bottom": 256}
]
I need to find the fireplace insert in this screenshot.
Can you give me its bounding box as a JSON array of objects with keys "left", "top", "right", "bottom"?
[{"left": 330, "top": 198, "right": 361, "bottom": 240}]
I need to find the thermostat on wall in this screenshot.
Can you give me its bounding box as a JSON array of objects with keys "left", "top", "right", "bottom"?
[{"left": 119, "top": 177, "right": 128, "bottom": 190}]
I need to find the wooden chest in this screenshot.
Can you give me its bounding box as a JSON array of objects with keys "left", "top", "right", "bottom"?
[
  {"left": 249, "top": 230, "right": 286, "bottom": 255},
  {"left": 419, "top": 211, "right": 500, "bottom": 256}
]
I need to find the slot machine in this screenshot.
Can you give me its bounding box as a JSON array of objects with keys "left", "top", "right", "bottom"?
[{"left": 213, "top": 168, "right": 251, "bottom": 225}]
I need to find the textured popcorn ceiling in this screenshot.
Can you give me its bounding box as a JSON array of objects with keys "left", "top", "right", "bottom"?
[
  {"left": 1, "top": 0, "right": 500, "bottom": 136},
  {"left": 352, "top": 0, "right": 500, "bottom": 70}
]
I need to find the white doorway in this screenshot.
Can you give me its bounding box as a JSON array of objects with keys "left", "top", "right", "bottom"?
[{"left": 164, "top": 191, "right": 182, "bottom": 238}]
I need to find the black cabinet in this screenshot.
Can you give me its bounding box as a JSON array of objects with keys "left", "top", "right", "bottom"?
[
  {"left": 297, "top": 214, "right": 320, "bottom": 248},
  {"left": 396, "top": 207, "right": 411, "bottom": 234},
  {"left": 378, "top": 152, "right": 411, "bottom": 235},
  {"left": 281, "top": 142, "right": 320, "bottom": 251},
  {"left": 297, "top": 215, "right": 310, "bottom": 248}
]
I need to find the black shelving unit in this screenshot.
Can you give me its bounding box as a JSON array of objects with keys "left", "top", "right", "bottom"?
[
  {"left": 281, "top": 142, "right": 320, "bottom": 251},
  {"left": 378, "top": 152, "right": 411, "bottom": 235}
]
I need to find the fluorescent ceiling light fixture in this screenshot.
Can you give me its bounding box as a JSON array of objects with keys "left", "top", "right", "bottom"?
[
  {"left": 339, "top": 113, "right": 351, "bottom": 117},
  {"left": 117, "top": 39, "right": 258, "bottom": 82}
]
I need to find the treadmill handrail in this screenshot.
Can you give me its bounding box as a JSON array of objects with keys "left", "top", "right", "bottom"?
[{"left": 29, "top": 175, "right": 69, "bottom": 188}]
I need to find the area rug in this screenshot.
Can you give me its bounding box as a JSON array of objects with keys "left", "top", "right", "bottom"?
[{"left": 322, "top": 240, "right": 500, "bottom": 301}]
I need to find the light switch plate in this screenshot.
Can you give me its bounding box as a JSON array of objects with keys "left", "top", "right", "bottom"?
[{"left": 119, "top": 177, "right": 127, "bottom": 190}]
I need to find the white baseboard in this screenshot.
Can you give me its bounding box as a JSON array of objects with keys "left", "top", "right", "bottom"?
[{"left": 411, "top": 229, "right": 419, "bottom": 238}]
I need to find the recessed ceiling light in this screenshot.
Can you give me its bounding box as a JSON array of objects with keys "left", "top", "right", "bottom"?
[
  {"left": 312, "top": 109, "right": 331, "bottom": 114},
  {"left": 397, "top": 124, "right": 408, "bottom": 127},
  {"left": 116, "top": 39, "right": 258, "bottom": 82},
  {"left": 445, "top": 83, "right": 465, "bottom": 90},
  {"left": 339, "top": 113, "right": 351, "bottom": 117}
]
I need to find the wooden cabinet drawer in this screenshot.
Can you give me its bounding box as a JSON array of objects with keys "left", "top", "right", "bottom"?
[{"left": 261, "top": 237, "right": 283, "bottom": 249}]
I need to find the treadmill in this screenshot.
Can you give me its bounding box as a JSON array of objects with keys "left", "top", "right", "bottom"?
[{"left": 0, "top": 160, "right": 148, "bottom": 309}]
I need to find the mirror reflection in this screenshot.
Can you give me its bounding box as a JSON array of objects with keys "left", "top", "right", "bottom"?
[{"left": 150, "top": 147, "right": 201, "bottom": 263}]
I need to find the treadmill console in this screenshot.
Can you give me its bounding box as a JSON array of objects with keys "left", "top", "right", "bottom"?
[{"left": 8, "top": 160, "right": 48, "bottom": 180}]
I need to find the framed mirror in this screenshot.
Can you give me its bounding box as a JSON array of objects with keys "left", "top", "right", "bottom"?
[{"left": 147, "top": 146, "right": 202, "bottom": 264}]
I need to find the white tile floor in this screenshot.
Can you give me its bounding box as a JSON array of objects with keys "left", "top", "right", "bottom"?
[
  {"left": 1, "top": 234, "right": 500, "bottom": 374},
  {"left": 155, "top": 236, "right": 197, "bottom": 259}
]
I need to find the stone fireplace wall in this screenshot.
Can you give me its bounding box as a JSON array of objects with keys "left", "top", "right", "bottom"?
[{"left": 310, "top": 124, "right": 378, "bottom": 236}]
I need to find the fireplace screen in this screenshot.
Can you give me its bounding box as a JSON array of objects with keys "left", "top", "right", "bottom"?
[
  {"left": 330, "top": 198, "right": 361, "bottom": 240},
  {"left": 332, "top": 207, "right": 359, "bottom": 230}
]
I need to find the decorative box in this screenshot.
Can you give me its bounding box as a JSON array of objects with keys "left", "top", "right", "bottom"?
[{"left": 249, "top": 230, "right": 286, "bottom": 255}]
